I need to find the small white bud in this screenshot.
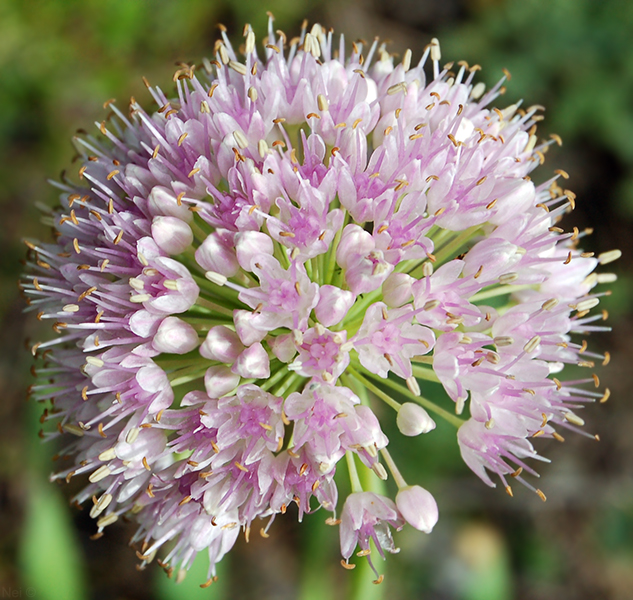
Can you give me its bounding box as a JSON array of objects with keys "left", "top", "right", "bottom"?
[
  {"left": 382, "top": 272, "right": 414, "bottom": 308},
  {"left": 396, "top": 485, "right": 438, "bottom": 533},
  {"left": 151, "top": 216, "right": 193, "bottom": 255},
  {"left": 397, "top": 403, "right": 436, "bottom": 436}
]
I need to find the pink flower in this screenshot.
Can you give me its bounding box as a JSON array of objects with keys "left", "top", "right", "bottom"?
[
  {"left": 340, "top": 492, "right": 404, "bottom": 561},
  {"left": 22, "top": 19, "right": 614, "bottom": 580}
]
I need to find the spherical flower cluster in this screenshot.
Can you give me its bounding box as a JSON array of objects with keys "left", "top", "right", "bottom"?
[{"left": 22, "top": 19, "right": 617, "bottom": 584}]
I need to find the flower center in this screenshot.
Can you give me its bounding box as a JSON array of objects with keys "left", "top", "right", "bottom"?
[{"left": 291, "top": 326, "right": 350, "bottom": 383}]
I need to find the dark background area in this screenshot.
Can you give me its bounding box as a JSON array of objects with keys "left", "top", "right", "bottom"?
[{"left": 1, "top": 1, "right": 632, "bottom": 599}]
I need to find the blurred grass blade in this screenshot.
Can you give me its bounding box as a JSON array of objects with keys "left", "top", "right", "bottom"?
[
  {"left": 19, "top": 476, "right": 87, "bottom": 600},
  {"left": 155, "top": 550, "right": 227, "bottom": 600}
]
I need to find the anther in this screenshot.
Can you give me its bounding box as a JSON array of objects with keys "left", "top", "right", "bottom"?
[
  {"left": 406, "top": 377, "right": 420, "bottom": 396},
  {"left": 551, "top": 134, "right": 563, "bottom": 146},
  {"left": 387, "top": 82, "right": 407, "bottom": 96},
  {"left": 97, "top": 513, "right": 118, "bottom": 528},
  {"left": 430, "top": 37, "right": 441, "bottom": 61},
  {"left": 499, "top": 272, "right": 519, "bottom": 284},
  {"left": 576, "top": 298, "right": 600, "bottom": 312},
  {"left": 89, "top": 465, "right": 111, "bottom": 483},
  {"left": 564, "top": 412, "right": 585, "bottom": 427},
  {"left": 86, "top": 356, "right": 104, "bottom": 368},
  {"left": 63, "top": 424, "right": 85, "bottom": 437},
  {"left": 542, "top": 298, "right": 558, "bottom": 311},
  {"left": 372, "top": 462, "right": 388, "bottom": 480},
  {"left": 523, "top": 336, "right": 541, "bottom": 353},
  {"left": 205, "top": 271, "right": 227, "bottom": 286},
  {"left": 598, "top": 249, "right": 622, "bottom": 265},
  {"left": 98, "top": 448, "right": 116, "bottom": 461},
  {"left": 402, "top": 48, "right": 412, "bottom": 71}
]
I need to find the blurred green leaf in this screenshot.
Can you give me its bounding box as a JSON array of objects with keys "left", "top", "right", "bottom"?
[
  {"left": 155, "top": 550, "right": 227, "bottom": 600},
  {"left": 19, "top": 478, "right": 87, "bottom": 600},
  {"left": 456, "top": 523, "right": 513, "bottom": 600}
]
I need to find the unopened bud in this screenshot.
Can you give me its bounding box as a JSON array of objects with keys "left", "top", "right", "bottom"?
[
  {"left": 314, "top": 285, "right": 355, "bottom": 327},
  {"left": 200, "top": 326, "right": 244, "bottom": 363},
  {"left": 151, "top": 216, "right": 193, "bottom": 255},
  {"left": 397, "top": 403, "right": 436, "bottom": 436},
  {"left": 396, "top": 485, "right": 438, "bottom": 533},
  {"left": 147, "top": 186, "right": 193, "bottom": 222},
  {"left": 382, "top": 272, "right": 414, "bottom": 307},
  {"left": 232, "top": 342, "right": 270, "bottom": 379},
  {"left": 195, "top": 231, "right": 239, "bottom": 277},
  {"left": 152, "top": 317, "right": 199, "bottom": 354},
  {"left": 268, "top": 333, "right": 297, "bottom": 363},
  {"left": 235, "top": 231, "right": 274, "bottom": 271},
  {"left": 204, "top": 365, "right": 240, "bottom": 397}
]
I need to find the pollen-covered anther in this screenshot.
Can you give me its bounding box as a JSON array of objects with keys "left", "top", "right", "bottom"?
[
  {"left": 597, "top": 249, "right": 622, "bottom": 265},
  {"left": 406, "top": 377, "right": 421, "bottom": 397},
  {"left": 423, "top": 299, "right": 440, "bottom": 311},
  {"left": 96, "top": 513, "right": 119, "bottom": 528},
  {"left": 89, "top": 465, "right": 111, "bottom": 483},
  {"left": 499, "top": 272, "right": 519, "bottom": 284},
  {"left": 523, "top": 336, "right": 541, "bottom": 354},
  {"left": 494, "top": 336, "right": 514, "bottom": 347}
]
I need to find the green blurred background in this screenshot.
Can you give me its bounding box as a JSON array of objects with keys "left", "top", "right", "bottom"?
[{"left": 2, "top": 0, "right": 633, "bottom": 598}]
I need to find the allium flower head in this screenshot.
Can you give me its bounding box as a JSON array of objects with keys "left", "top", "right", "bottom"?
[{"left": 22, "top": 18, "right": 617, "bottom": 583}]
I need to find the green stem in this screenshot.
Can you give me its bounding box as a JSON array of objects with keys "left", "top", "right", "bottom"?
[
  {"left": 324, "top": 209, "right": 347, "bottom": 285},
  {"left": 260, "top": 366, "right": 291, "bottom": 392},
  {"left": 408, "top": 225, "right": 482, "bottom": 279},
  {"left": 469, "top": 283, "right": 534, "bottom": 302},
  {"left": 346, "top": 451, "right": 363, "bottom": 493},
  {"left": 274, "top": 372, "right": 303, "bottom": 397},
  {"left": 273, "top": 239, "right": 291, "bottom": 270},
  {"left": 310, "top": 256, "right": 319, "bottom": 282},
  {"left": 341, "top": 290, "right": 382, "bottom": 331},
  {"left": 350, "top": 367, "right": 464, "bottom": 428},
  {"left": 168, "top": 365, "right": 207, "bottom": 387},
  {"left": 432, "top": 224, "right": 482, "bottom": 264},
  {"left": 189, "top": 219, "right": 208, "bottom": 243},
  {"left": 179, "top": 316, "right": 232, "bottom": 329},
  {"left": 345, "top": 368, "right": 401, "bottom": 411},
  {"left": 380, "top": 447, "right": 407, "bottom": 489},
  {"left": 154, "top": 355, "right": 210, "bottom": 370},
  {"left": 411, "top": 364, "right": 441, "bottom": 382},
  {"left": 195, "top": 297, "right": 234, "bottom": 316},
  {"left": 411, "top": 355, "right": 434, "bottom": 365}
]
